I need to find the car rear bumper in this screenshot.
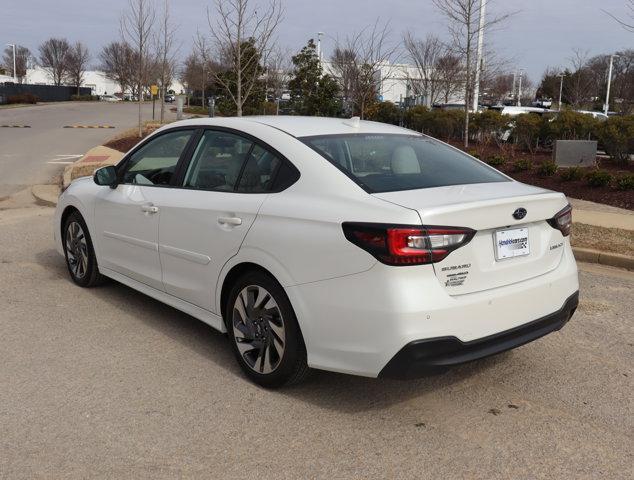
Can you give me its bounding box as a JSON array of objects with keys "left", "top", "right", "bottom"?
[
  {"left": 379, "top": 291, "right": 579, "bottom": 378},
  {"left": 286, "top": 242, "right": 579, "bottom": 378}
]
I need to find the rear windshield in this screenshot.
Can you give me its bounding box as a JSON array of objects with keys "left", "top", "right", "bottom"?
[{"left": 301, "top": 133, "right": 508, "bottom": 193}]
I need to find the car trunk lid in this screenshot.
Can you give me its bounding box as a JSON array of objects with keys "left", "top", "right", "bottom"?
[{"left": 373, "top": 182, "right": 570, "bottom": 295}]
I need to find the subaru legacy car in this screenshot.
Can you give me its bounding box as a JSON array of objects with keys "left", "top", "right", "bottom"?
[{"left": 54, "top": 116, "right": 579, "bottom": 387}]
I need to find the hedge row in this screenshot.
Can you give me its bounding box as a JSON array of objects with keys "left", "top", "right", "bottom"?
[{"left": 365, "top": 104, "right": 634, "bottom": 164}]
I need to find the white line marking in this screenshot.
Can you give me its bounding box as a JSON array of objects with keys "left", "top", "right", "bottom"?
[{"left": 47, "top": 161, "right": 75, "bottom": 164}]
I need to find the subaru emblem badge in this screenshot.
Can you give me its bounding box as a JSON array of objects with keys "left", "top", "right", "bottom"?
[{"left": 513, "top": 208, "right": 527, "bottom": 220}]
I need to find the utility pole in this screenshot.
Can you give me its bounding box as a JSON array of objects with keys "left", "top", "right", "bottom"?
[
  {"left": 517, "top": 69, "right": 524, "bottom": 106},
  {"left": 472, "top": 0, "right": 487, "bottom": 112},
  {"left": 604, "top": 54, "right": 619, "bottom": 116},
  {"left": 557, "top": 72, "right": 565, "bottom": 111},
  {"left": 511, "top": 71, "right": 517, "bottom": 104},
  {"left": 6, "top": 44, "right": 16, "bottom": 82}
]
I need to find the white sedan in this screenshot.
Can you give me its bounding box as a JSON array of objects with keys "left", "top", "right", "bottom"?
[{"left": 54, "top": 116, "right": 579, "bottom": 387}]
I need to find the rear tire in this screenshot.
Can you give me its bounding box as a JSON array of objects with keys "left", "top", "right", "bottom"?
[
  {"left": 62, "top": 211, "right": 106, "bottom": 287},
  {"left": 225, "top": 271, "right": 309, "bottom": 388}
]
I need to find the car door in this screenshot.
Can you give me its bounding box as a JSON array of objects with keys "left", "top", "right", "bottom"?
[
  {"left": 93, "top": 128, "right": 196, "bottom": 290},
  {"left": 156, "top": 129, "right": 284, "bottom": 313}
]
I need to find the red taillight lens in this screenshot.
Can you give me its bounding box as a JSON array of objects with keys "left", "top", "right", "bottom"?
[
  {"left": 547, "top": 205, "right": 572, "bottom": 237},
  {"left": 343, "top": 223, "right": 475, "bottom": 266}
]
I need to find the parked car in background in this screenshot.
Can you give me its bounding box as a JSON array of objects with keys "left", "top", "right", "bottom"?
[
  {"left": 165, "top": 94, "right": 176, "bottom": 103},
  {"left": 54, "top": 116, "right": 579, "bottom": 387},
  {"left": 575, "top": 110, "right": 609, "bottom": 121},
  {"left": 99, "top": 95, "right": 121, "bottom": 102}
]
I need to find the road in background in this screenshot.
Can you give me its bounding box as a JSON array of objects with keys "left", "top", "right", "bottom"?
[
  {"left": 0, "top": 102, "right": 176, "bottom": 198},
  {"left": 0, "top": 197, "right": 632, "bottom": 479}
]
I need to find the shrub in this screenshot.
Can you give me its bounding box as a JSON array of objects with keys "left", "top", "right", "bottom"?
[
  {"left": 559, "top": 166, "right": 584, "bottom": 181},
  {"left": 513, "top": 158, "right": 533, "bottom": 172},
  {"left": 471, "top": 110, "right": 506, "bottom": 144},
  {"left": 547, "top": 110, "right": 601, "bottom": 141},
  {"left": 487, "top": 154, "right": 506, "bottom": 166},
  {"left": 468, "top": 149, "right": 480, "bottom": 159},
  {"left": 366, "top": 101, "right": 401, "bottom": 125},
  {"left": 586, "top": 170, "right": 613, "bottom": 188},
  {"left": 7, "top": 93, "right": 38, "bottom": 104},
  {"left": 512, "top": 114, "right": 542, "bottom": 153},
  {"left": 538, "top": 160, "right": 558, "bottom": 176},
  {"left": 597, "top": 116, "right": 634, "bottom": 164},
  {"left": 615, "top": 174, "right": 634, "bottom": 191},
  {"left": 71, "top": 94, "right": 99, "bottom": 101}
]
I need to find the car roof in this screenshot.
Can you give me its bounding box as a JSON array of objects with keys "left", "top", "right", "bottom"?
[{"left": 171, "top": 116, "right": 415, "bottom": 138}]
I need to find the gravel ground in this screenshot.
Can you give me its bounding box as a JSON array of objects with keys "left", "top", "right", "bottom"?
[
  {"left": 0, "top": 198, "right": 632, "bottom": 480},
  {"left": 571, "top": 222, "right": 634, "bottom": 256}
]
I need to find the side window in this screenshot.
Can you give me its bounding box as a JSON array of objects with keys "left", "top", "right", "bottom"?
[
  {"left": 236, "top": 144, "right": 282, "bottom": 193},
  {"left": 183, "top": 130, "right": 253, "bottom": 191},
  {"left": 121, "top": 130, "right": 194, "bottom": 186}
]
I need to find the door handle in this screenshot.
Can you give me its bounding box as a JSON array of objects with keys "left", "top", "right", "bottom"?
[
  {"left": 141, "top": 204, "right": 159, "bottom": 214},
  {"left": 218, "top": 216, "right": 242, "bottom": 226}
]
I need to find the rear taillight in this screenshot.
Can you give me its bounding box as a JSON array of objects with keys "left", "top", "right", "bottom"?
[
  {"left": 547, "top": 205, "right": 572, "bottom": 237},
  {"left": 342, "top": 223, "right": 475, "bottom": 266}
]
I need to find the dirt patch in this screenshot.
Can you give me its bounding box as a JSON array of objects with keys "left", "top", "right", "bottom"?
[{"left": 571, "top": 223, "right": 634, "bottom": 256}]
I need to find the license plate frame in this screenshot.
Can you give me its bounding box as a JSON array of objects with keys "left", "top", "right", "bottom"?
[{"left": 494, "top": 227, "right": 530, "bottom": 261}]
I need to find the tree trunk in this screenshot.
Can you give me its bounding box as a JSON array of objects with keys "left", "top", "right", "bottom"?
[{"left": 138, "top": 81, "right": 142, "bottom": 137}]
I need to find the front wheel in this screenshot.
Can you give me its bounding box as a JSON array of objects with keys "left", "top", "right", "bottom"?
[
  {"left": 63, "top": 211, "right": 105, "bottom": 287},
  {"left": 226, "top": 271, "right": 309, "bottom": 388}
]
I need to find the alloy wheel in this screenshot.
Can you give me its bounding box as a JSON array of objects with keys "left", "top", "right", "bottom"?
[
  {"left": 232, "top": 285, "right": 285, "bottom": 374},
  {"left": 65, "top": 221, "right": 88, "bottom": 279}
]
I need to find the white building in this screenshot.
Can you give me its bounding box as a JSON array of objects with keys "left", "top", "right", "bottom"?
[
  {"left": 23, "top": 66, "right": 184, "bottom": 96},
  {"left": 322, "top": 60, "right": 465, "bottom": 106}
]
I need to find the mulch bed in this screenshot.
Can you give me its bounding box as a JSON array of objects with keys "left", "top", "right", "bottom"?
[
  {"left": 104, "top": 135, "right": 146, "bottom": 153},
  {"left": 448, "top": 141, "right": 633, "bottom": 210}
]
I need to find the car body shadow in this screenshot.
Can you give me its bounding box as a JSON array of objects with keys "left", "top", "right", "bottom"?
[{"left": 38, "top": 247, "right": 513, "bottom": 412}]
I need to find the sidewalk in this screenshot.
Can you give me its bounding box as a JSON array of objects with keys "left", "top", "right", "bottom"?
[{"left": 569, "top": 198, "right": 633, "bottom": 231}]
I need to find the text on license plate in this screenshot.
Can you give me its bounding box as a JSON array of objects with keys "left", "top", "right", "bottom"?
[{"left": 494, "top": 228, "right": 529, "bottom": 260}]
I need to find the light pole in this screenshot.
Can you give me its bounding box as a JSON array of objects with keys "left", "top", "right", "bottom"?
[
  {"left": 6, "top": 44, "right": 16, "bottom": 82},
  {"left": 557, "top": 72, "right": 565, "bottom": 111},
  {"left": 604, "top": 54, "right": 619, "bottom": 116},
  {"left": 517, "top": 69, "right": 524, "bottom": 106},
  {"left": 472, "top": 0, "right": 487, "bottom": 112}
]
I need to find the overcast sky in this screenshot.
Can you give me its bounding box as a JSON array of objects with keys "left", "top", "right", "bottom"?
[{"left": 2, "top": 0, "right": 632, "bottom": 82}]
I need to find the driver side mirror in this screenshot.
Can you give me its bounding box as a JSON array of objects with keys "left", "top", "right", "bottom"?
[{"left": 94, "top": 165, "right": 118, "bottom": 189}]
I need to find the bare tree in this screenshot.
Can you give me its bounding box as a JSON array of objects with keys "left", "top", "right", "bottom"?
[
  {"left": 207, "top": 0, "right": 283, "bottom": 116},
  {"left": 266, "top": 45, "right": 291, "bottom": 113},
  {"left": 403, "top": 32, "right": 446, "bottom": 107},
  {"left": 66, "top": 42, "right": 90, "bottom": 95},
  {"left": 435, "top": 53, "right": 463, "bottom": 103},
  {"left": 99, "top": 42, "right": 136, "bottom": 95},
  {"left": 565, "top": 49, "right": 594, "bottom": 108},
  {"left": 38, "top": 38, "right": 71, "bottom": 86},
  {"left": 193, "top": 30, "right": 212, "bottom": 108},
  {"left": 330, "top": 20, "right": 399, "bottom": 119},
  {"left": 121, "top": 0, "right": 156, "bottom": 136},
  {"left": 154, "top": 0, "right": 179, "bottom": 122},
  {"left": 2, "top": 45, "right": 31, "bottom": 83},
  {"left": 432, "top": 0, "right": 513, "bottom": 147},
  {"left": 603, "top": 0, "right": 634, "bottom": 32}
]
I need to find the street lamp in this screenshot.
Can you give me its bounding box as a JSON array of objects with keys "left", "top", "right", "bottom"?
[
  {"left": 517, "top": 69, "right": 524, "bottom": 106},
  {"left": 6, "top": 44, "right": 16, "bottom": 82},
  {"left": 317, "top": 32, "right": 324, "bottom": 62},
  {"left": 604, "top": 54, "right": 619, "bottom": 116},
  {"left": 557, "top": 72, "right": 566, "bottom": 111}
]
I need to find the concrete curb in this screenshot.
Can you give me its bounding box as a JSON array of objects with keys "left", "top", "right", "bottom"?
[
  {"left": 572, "top": 247, "right": 634, "bottom": 271},
  {"left": 31, "top": 184, "right": 61, "bottom": 207},
  {"left": 62, "top": 145, "right": 124, "bottom": 189}
]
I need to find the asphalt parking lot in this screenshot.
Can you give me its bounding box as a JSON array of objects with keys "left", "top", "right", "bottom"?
[{"left": 0, "top": 194, "right": 632, "bottom": 479}]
